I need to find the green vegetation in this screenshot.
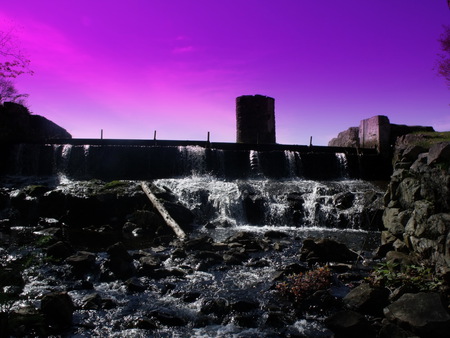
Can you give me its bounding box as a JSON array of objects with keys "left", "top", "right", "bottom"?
[
  {"left": 367, "top": 261, "right": 442, "bottom": 292},
  {"left": 410, "top": 131, "right": 450, "bottom": 148},
  {"left": 276, "top": 266, "right": 332, "bottom": 302},
  {"left": 102, "top": 180, "right": 129, "bottom": 190}
]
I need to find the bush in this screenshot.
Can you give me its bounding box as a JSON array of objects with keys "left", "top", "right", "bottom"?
[{"left": 276, "top": 265, "right": 332, "bottom": 302}]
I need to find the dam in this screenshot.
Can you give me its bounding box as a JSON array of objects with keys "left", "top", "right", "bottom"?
[{"left": 0, "top": 138, "right": 392, "bottom": 181}]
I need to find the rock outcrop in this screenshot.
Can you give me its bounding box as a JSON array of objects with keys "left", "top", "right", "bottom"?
[
  {"left": 0, "top": 102, "right": 71, "bottom": 142},
  {"left": 382, "top": 138, "right": 450, "bottom": 275},
  {"left": 329, "top": 115, "right": 434, "bottom": 153}
]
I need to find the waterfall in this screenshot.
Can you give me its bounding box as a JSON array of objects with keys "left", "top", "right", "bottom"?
[
  {"left": 155, "top": 176, "right": 383, "bottom": 233},
  {"left": 284, "top": 150, "right": 301, "bottom": 178},
  {"left": 336, "top": 152, "right": 349, "bottom": 179},
  {"left": 249, "top": 150, "right": 262, "bottom": 177},
  {"left": 177, "top": 146, "right": 207, "bottom": 176}
]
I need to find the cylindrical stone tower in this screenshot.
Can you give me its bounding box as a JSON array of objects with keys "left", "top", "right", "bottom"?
[{"left": 236, "top": 95, "right": 276, "bottom": 144}]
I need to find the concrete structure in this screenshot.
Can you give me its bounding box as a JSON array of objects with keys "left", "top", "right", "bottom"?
[
  {"left": 329, "top": 115, "right": 434, "bottom": 154},
  {"left": 236, "top": 95, "right": 276, "bottom": 144},
  {"left": 359, "top": 115, "right": 391, "bottom": 152}
]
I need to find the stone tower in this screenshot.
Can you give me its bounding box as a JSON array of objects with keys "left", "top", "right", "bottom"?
[{"left": 236, "top": 95, "right": 276, "bottom": 144}]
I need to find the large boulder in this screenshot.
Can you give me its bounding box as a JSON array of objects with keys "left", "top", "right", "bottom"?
[
  {"left": 40, "top": 291, "right": 74, "bottom": 332},
  {"left": 299, "top": 238, "right": 358, "bottom": 263},
  {"left": 383, "top": 292, "right": 450, "bottom": 338},
  {"left": 427, "top": 142, "right": 450, "bottom": 165},
  {"left": 343, "top": 283, "right": 389, "bottom": 316},
  {"left": 328, "top": 127, "right": 359, "bottom": 148}
]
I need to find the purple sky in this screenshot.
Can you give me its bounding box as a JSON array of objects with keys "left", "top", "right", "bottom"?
[{"left": 1, "top": 1, "right": 449, "bottom": 145}]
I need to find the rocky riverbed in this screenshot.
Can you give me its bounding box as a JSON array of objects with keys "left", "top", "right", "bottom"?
[{"left": 0, "top": 175, "right": 449, "bottom": 337}]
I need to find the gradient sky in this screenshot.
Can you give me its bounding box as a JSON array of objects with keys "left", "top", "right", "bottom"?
[{"left": 1, "top": 1, "right": 449, "bottom": 145}]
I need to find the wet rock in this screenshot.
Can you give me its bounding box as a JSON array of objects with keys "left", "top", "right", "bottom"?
[
  {"left": 40, "top": 291, "right": 74, "bottom": 332},
  {"left": 147, "top": 309, "right": 187, "bottom": 327},
  {"left": 333, "top": 191, "right": 355, "bottom": 210},
  {"left": 200, "top": 298, "right": 230, "bottom": 317},
  {"left": 379, "top": 320, "right": 415, "bottom": 338},
  {"left": 0, "top": 267, "right": 24, "bottom": 288},
  {"left": 139, "top": 254, "right": 162, "bottom": 274},
  {"left": 264, "top": 311, "right": 294, "bottom": 328},
  {"left": 182, "top": 235, "right": 213, "bottom": 251},
  {"left": 125, "top": 277, "right": 146, "bottom": 292},
  {"left": 234, "top": 314, "right": 259, "bottom": 328},
  {"left": 106, "top": 242, "right": 134, "bottom": 279},
  {"left": 231, "top": 299, "right": 260, "bottom": 313},
  {"left": 46, "top": 241, "right": 74, "bottom": 260},
  {"left": 325, "top": 310, "right": 376, "bottom": 338},
  {"left": 163, "top": 201, "right": 195, "bottom": 229},
  {"left": 264, "top": 230, "right": 289, "bottom": 239},
  {"left": 300, "top": 238, "right": 358, "bottom": 263},
  {"left": 81, "top": 292, "right": 102, "bottom": 310},
  {"left": 223, "top": 250, "right": 249, "bottom": 265},
  {"left": 65, "top": 251, "right": 97, "bottom": 275},
  {"left": 150, "top": 268, "right": 185, "bottom": 279},
  {"left": 383, "top": 292, "right": 450, "bottom": 338},
  {"left": 343, "top": 283, "right": 389, "bottom": 316},
  {"left": 7, "top": 305, "right": 46, "bottom": 337},
  {"left": 81, "top": 292, "right": 116, "bottom": 310}
]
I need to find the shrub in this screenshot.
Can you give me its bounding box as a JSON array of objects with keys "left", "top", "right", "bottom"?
[
  {"left": 367, "top": 261, "right": 442, "bottom": 292},
  {"left": 276, "top": 265, "right": 332, "bottom": 302}
]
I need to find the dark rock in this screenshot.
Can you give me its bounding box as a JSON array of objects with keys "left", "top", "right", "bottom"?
[
  {"left": 328, "top": 127, "right": 359, "bottom": 148},
  {"left": 65, "top": 251, "right": 97, "bottom": 275},
  {"left": 125, "top": 277, "right": 146, "bottom": 292},
  {"left": 300, "top": 238, "right": 358, "bottom": 263},
  {"left": 242, "top": 194, "right": 265, "bottom": 225},
  {"left": 182, "top": 235, "right": 214, "bottom": 251},
  {"left": 148, "top": 309, "right": 187, "bottom": 327},
  {"left": 231, "top": 299, "right": 259, "bottom": 312},
  {"left": 81, "top": 293, "right": 103, "bottom": 310},
  {"left": 385, "top": 251, "right": 418, "bottom": 266},
  {"left": 343, "top": 283, "right": 389, "bottom": 316},
  {"left": 106, "top": 242, "right": 134, "bottom": 279},
  {"left": 7, "top": 306, "right": 46, "bottom": 337},
  {"left": 0, "top": 267, "right": 24, "bottom": 288},
  {"left": 384, "top": 292, "right": 450, "bottom": 338},
  {"left": 46, "top": 241, "right": 74, "bottom": 260},
  {"left": 379, "top": 321, "right": 415, "bottom": 338},
  {"left": 333, "top": 191, "right": 355, "bottom": 210},
  {"left": 401, "top": 145, "right": 426, "bottom": 161},
  {"left": 427, "top": 142, "right": 450, "bottom": 165},
  {"left": 325, "top": 310, "right": 376, "bottom": 338},
  {"left": 139, "top": 254, "right": 162, "bottom": 274},
  {"left": 40, "top": 291, "right": 74, "bottom": 332},
  {"left": 163, "top": 201, "right": 195, "bottom": 228},
  {"left": 200, "top": 298, "right": 230, "bottom": 317},
  {"left": 234, "top": 314, "right": 259, "bottom": 328},
  {"left": 150, "top": 268, "right": 185, "bottom": 279},
  {"left": 264, "top": 230, "right": 289, "bottom": 239}
]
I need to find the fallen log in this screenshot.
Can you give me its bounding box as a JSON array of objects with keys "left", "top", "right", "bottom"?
[{"left": 141, "top": 181, "right": 187, "bottom": 240}]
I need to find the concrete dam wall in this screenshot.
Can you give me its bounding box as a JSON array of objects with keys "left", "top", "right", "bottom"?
[{"left": 0, "top": 140, "right": 392, "bottom": 181}]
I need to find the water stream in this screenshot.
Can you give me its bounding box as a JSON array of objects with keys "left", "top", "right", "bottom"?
[{"left": 0, "top": 145, "right": 386, "bottom": 336}]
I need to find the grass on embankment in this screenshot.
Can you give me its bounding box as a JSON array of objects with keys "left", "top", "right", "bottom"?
[{"left": 410, "top": 131, "right": 450, "bottom": 148}]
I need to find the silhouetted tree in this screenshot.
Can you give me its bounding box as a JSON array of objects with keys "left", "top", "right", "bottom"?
[
  {"left": 0, "top": 78, "right": 28, "bottom": 105},
  {"left": 437, "top": 25, "right": 450, "bottom": 88},
  {"left": 0, "top": 28, "right": 33, "bottom": 78}
]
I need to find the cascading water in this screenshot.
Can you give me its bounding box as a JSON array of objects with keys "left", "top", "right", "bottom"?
[
  {"left": 335, "top": 152, "right": 349, "bottom": 179},
  {"left": 177, "top": 145, "right": 207, "bottom": 176},
  {"left": 0, "top": 144, "right": 388, "bottom": 337},
  {"left": 249, "top": 150, "right": 262, "bottom": 177}
]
